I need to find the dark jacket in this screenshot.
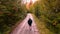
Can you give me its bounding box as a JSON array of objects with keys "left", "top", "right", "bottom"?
[{"left": 28, "top": 18, "right": 32, "bottom": 26}]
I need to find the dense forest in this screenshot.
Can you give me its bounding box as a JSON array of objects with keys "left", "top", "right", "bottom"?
[
  {"left": 33, "top": 0, "right": 60, "bottom": 34},
  {"left": 0, "top": 0, "right": 27, "bottom": 34},
  {"left": 0, "top": 0, "right": 60, "bottom": 34}
]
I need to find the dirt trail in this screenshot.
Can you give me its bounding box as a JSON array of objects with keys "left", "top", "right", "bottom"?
[{"left": 10, "top": 13, "right": 39, "bottom": 34}]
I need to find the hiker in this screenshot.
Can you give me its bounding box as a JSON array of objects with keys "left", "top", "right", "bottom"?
[
  {"left": 28, "top": 18, "right": 32, "bottom": 26},
  {"left": 28, "top": 18, "right": 32, "bottom": 30}
]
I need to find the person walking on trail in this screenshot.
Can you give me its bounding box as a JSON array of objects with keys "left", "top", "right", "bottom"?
[{"left": 28, "top": 18, "right": 32, "bottom": 30}]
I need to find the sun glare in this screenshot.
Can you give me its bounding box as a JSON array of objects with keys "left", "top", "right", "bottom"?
[
  {"left": 22, "top": 0, "right": 37, "bottom": 4},
  {"left": 21, "top": 0, "right": 38, "bottom": 10},
  {"left": 32, "top": 0, "right": 37, "bottom": 3}
]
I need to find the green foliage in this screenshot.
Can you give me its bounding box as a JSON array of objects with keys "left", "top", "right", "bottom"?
[
  {"left": 0, "top": 0, "right": 27, "bottom": 34},
  {"left": 33, "top": 0, "right": 60, "bottom": 34},
  {"left": 34, "top": 2, "right": 41, "bottom": 18}
]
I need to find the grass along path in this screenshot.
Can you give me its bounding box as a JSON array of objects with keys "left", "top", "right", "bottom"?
[{"left": 32, "top": 14, "right": 54, "bottom": 34}]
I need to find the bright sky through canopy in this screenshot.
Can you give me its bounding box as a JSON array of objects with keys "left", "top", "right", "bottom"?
[
  {"left": 22, "top": 0, "right": 37, "bottom": 4},
  {"left": 22, "top": 0, "right": 38, "bottom": 10}
]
